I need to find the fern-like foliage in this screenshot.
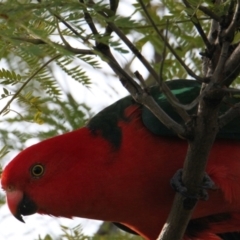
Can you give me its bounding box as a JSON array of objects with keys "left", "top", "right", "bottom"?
[
  {"left": 1, "top": 1, "right": 240, "bottom": 240},
  {"left": 0, "top": 92, "right": 91, "bottom": 151},
  {"left": 36, "top": 224, "right": 143, "bottom": 240}
]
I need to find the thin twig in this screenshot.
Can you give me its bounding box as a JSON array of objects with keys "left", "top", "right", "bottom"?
[
  {"left": 99, "top": 12, "right": 197, "bottom": 116},
  {"left": 181, "top": 0, "right": 211, "bottom": 50},
  {"left": 157, "top": 20, "right": 190, "bottom": 123},
  {"left": 190, "top": 18, "right": 212, "bottom": 50},
  {"left": 0, "top": 55, "right": 61, "bottom": 116},
  {"left": 198, "top": 5, "right": 221, "bottom": 21},
  {"left": 56, "top": 18, "right": 72, "bottom": 48},
  {"left": 120, "top": 17, "right": 211, "bottom": 30},
  {"left": 159, "top": 20, "right": 168, "bottom": 84},
  {"left": 158, "top": 1, "right": 225, "bottom": 240},
  {"left": 222, "top": 87, "right": 240, "bottom": 95},
  {"left": 99, "top": 48, "right": 187, "bottom": 135},
  {"left": 80, "top": 1, "right": 99, "bottom": 37},
  {"left": 107, "top": 21, "right": 159, "bottom": 81},
  {"left": 86, "top": 0, "right": 208, "bottom": 117},
  {"left": 81, "top": 2, "right": 187, "bottom": 136},
  {"left": 212, "top": 41, "right": 230, "bottom": 83},
  {"left": 182, "top": 0, "right": 220, "bottom": 22},
  {"left": 107, "top": 18, "right": 193, "bottom": 121},
  {"left": 134, "top": 71, "right": 148, "bottom": 90},
  {"left": 50, "top": 9, "right": 82, "bottom": 37},
  {"left": 11, "top": 37, "right": 95, "bottom": 55},
  {"left": 223, "top": 43, "right": 240, "bottom": 86},
  {"left": 218, "top": 102, "right": 240, "bottom": 128},
  {"left": 104, "top": 0, "right": 119, "bottom": 35},
  {"left": 221, "top": 0, "right": 240, "bottom": 42},
  {"left": 138, "top": 0, "right": 205, "bottom": 82},
  {"left": 80, "top": 2, "right": 141, "bottom": 93},
  {"left": 202, "top": 1, "right": 221, "bottom": 78},
  {"left": 46, "top": 4, "right": 94, "bottom": 48}
]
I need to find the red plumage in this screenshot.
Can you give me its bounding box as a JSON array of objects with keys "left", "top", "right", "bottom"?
[{"left": 2, "top": 101, "right": 240, "bottom": 239}]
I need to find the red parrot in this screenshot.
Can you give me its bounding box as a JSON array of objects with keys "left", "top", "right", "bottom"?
[{"left": 1, "top": 80, "right": 240, "bottom": 240}]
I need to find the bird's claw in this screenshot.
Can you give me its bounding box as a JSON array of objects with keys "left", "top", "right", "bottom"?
[
  {"left": 170, "top": 169, "right": 217, "bottom": 209},
  {"left": 170, "top": 169, "right": 188, "bottom": 197}
]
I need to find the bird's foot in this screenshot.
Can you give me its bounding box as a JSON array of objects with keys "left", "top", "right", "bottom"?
[{"left": 170, "top": 169, "right": 217, "bottom": 210}]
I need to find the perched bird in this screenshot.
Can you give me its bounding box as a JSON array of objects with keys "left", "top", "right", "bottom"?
[{"left": 2, "top": 80, "right": 240, "bottom": 240}]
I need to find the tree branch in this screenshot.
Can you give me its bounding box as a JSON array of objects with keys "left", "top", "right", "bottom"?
[
  {"left": 81, "top": 1, "right": 187, "bottom": 137},
  {"left": 158, "top": 1, "right": 234, "bottom": 240},
  {"left": 138, "top": 0, "right": 205, "bottom": 83},
  {"left": 182, "top": 0, "right": 212, "bottom": 50},
  {"left": 218, "top": 102, "right": 240, "bottom": 129},
  {"left": 223, "top": 43, "right": 240, "bottom": 86},
  {"left": 198, "top": 5, "right": 221, "bottom": 22},
  {"left": 157, "top": 85, "right": 222, "bottom": 240},
  {"left": 11, "top": 37, "right": 95, "bottom": 55}
]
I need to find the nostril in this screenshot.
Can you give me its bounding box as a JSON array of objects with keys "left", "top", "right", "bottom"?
[{"left": 6, "top": 185, "right": 14, "bottom": 192}]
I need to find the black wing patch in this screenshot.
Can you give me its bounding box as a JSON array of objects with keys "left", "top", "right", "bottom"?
[{"left": 87, "top": 96, "right": 136, "bottom": 149}]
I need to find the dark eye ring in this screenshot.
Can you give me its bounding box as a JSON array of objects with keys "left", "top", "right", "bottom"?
[{"left": 31, "top": 164, "right": 45, "bottom": 178}]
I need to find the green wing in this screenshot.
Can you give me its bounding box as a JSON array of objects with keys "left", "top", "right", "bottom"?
[{"left": 142, "top": 79, "right": 240, "bottom": 139}]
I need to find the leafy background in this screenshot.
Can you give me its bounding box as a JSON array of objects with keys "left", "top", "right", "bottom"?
[{"left": 0, "top": 0, "right": 235, "bottom": 239}]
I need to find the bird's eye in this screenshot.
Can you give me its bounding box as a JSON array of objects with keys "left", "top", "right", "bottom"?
[{"left": 30, "top": 164, "right": 45, "bottom": 178}]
